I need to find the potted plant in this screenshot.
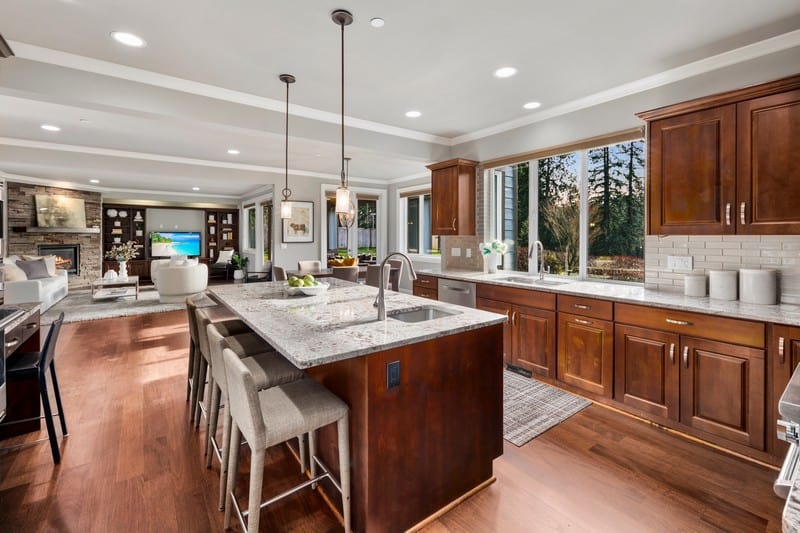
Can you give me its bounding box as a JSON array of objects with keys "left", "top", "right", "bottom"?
[{"left": 231, "top": 254, "right": 249, "bottom": 280}]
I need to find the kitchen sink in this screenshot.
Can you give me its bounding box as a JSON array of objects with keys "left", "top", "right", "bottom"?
[
  {"left": 496, "top": 276, "right": 570, "bottom": 287},
  {"left": 388, "top": 305, "right": 460, "bottom": 323}
]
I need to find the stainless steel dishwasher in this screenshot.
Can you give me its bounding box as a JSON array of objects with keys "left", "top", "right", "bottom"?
[{"left": 437, "top": 278, "right": 476, "bottom": 308}]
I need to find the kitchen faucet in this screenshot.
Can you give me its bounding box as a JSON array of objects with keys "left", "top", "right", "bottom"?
[
  {"left": 374, "top": 252, "right": 417, "bottom": 321},
  {"left": 528, "top": 240, "right": 548, "bottom": 280}
]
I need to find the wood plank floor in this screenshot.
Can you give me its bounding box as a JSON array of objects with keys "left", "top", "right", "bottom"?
[{"left": 0, "top": 310, "right": 785, "bottom": 532}]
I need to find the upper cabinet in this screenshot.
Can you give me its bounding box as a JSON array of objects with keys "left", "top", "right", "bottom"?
[
  {"left": 427, "top": 158, "right": 478, "bottom": 236},
  {"left": 638, "top": 74, "right": 800, "bottom": 235}
]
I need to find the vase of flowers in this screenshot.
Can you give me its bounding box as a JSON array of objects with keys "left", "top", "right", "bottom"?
[
  {"left": 104, "top": 240, "right": 140, "bottom": 279},
  {"left": 479, "top": 240, "right": 508, "bottom": 273}
]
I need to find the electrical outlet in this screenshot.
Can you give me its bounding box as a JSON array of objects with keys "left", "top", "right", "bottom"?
[
  {"left": 667, "top": 255, "right": 693, "bottom": 271},
  {"left": 387, "top": 361, "right": 400, "bottom": 389},
  {"left": 466, "top": 248, "right": 472, "bottom": 258},
  {"left": 451, "top": 247, "right": 461, "bottom": 257}
]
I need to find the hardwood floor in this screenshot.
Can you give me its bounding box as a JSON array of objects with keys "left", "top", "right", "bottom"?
[{"left": 0, "top": 310, "right": 785, "bottom": 532}]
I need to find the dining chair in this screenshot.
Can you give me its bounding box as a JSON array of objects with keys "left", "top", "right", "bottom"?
[
  {"left": 365, "top": 264, "right": 390, "bottom": 288},
  {"left": 297, "top": 260, "right": 321, "bottom": 272},
  {"left": 388, "top": 259, "right": 404, "bottom": 291},
  {"left": 332, "top": 265, "right": 359, "bottom": 283},
  {"left": 272, "top": 266, "right": 287, "bottom": 281}
]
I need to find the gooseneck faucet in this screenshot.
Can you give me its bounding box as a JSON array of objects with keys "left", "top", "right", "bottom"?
[
  {"left": 375, "top": 252, "right": 417, "bottom": 321},
  {"left": 528, "top": 240, "right": 547, "bottom": 280}
]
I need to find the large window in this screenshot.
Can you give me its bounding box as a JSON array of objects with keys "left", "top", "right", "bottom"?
[
  {"left": 245, "top": 205, "right": 256, "bottom": 250},
  {"left": 401, "top": 191, "right": 439, "bottom": 255},
  {"left": 490, "top": 138, "right": 644, "bottom": 282},
  {"left": 325, "top": 192, "right": 381, "bottom": 258},
  {"left": 261, "top": 201, "right": 272, "bottom": 262}
]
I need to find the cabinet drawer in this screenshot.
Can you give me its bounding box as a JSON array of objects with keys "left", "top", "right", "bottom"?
[
  {"left": 413, "top": 286, "right": 438, "bottom": 300},
  {"left": 476, "top": 283, "right": 555, "bottom": 310},
  {"left": 557, "top": 294, "right": 613, "bottom": 321},
  {"left": 413, "top": 274, "right": 438, "bottom": 289},
  {"left": 615, "top": 303, "right": 764, "bottom": 348},
  {"left": 5, "top": 310, "right": 40, "bottom": 355}
]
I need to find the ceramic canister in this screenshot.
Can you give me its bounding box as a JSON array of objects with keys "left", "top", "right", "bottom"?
[
  {"left": 739, "top": 269, "right": 777, "bottom": 305},
  {"left": 709, "top": 270, "right": 738, "bottom": 300},
  {"left": 684, "top": 274, "right": 706, "bottom": 297}
]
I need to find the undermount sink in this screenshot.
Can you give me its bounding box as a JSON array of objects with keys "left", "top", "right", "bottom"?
[
  {"left": 497, "top": 276, "right": 570, "bottom": 287},
  {"left": 388, "top": 305, "right": 460, "bottom": 323}
]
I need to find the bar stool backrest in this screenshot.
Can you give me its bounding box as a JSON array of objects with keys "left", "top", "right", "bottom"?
[
  {"left": 297, "top": 260, "right": 321, "bottom": 272},
  {"left": 222, "top": 347, "right": 266, "bottom": 450},
  {"left": 206, "top": 322, "right": 232, "bottom": 390},
  {"left": 185, "top": 293, "right": 209, "bottom": 347},
  {"left": 39, "top": 312, "right": 65, "bottom": 376},
  {"left": 365, "top": 264, "right": 390, "bottom": 288},
  {"left": 272, "top": 266, "right": 287, "bottom": 281}
]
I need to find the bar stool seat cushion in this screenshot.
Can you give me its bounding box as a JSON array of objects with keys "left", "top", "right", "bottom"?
[{"left": 243, "top": 351, "right": 304, "bottom": 391}]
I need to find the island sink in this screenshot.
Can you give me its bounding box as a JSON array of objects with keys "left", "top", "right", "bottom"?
[{"left": 388, "top": 305, "right": 460, "bottom": 323}]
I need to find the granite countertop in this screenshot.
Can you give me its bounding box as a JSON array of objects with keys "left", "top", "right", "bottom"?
[
  {"left": 420, "top": 269, "right": 800, "bottom": 327},
  {"left": 208, "top": 279, "right": 505, "bottom": 369},
  {"left": 785, "top": 479, "right": 800, "bottom": 532},
  {"left": 0, "top": 302, "right": 42, "bottom": 333}
]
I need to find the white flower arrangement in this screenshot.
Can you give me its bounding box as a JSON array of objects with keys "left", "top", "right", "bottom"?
[{"left": 479, "top": 239, "right": 508, "bottom": 256}]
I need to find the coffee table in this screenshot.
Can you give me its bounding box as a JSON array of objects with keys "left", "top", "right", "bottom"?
[{"left": 92, "top": 276, "right": 140, "bottom": 301}]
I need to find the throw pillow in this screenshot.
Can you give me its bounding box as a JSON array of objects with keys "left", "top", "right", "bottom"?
[
  {"left": 22, "top": 254, "right": 57, "bottom": 276},
  {"left": 16, "top": 259, "right": 51, "bottom": 280},
  {"left": 0, "top": 262, "right": 27, "bottom": 282}
]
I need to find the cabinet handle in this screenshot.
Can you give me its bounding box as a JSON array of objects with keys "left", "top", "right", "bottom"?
[
  {"left": 574, "top": 318, "right": 593, "bottom": 326},
  {"left": 451, "top": 218, "right": 457, "bottom": 231},
  {"left": 511, "top": 311, "right": 517, "bottom": 327},
  {"left": 665, "top": 318, "right": 692, "bottom": 326},
  {"left": 25, "top": 323, "right": 37, "bottom": 330},
  {"left": 683, "top": 346, "right": 689, "bottom": 369},
  {"left": 5, "top": 338, "right": 20, "bottom": 349},
  {"left": 669, "top": 343, "right": 675, "bottom": 365},
  {"left": 420, "top": 279, "right": 431, "bottom": 284},
  {"left": 725, "top": 203, "right": 731, "bottom": 225},
  {"left": 779, "top": 336, "right": 786, "bottom": 364},
  {"left": 740, "top": 202, "right": 746, "bottom": 225},
  {"left": 573, "top": 303, "right": 591, "bottom": 310}
]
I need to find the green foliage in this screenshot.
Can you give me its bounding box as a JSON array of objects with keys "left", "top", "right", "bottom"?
[
  {"left": 150, "top": 233, "right": 172, "bottom": 243},
  {"left": 231, "top": 254, "right": 249, "bottom": 270}
]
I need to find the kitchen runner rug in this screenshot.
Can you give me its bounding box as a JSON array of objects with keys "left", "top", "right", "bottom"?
[{"left": 503, "top": 369, "right": 591, "bottom": 446}]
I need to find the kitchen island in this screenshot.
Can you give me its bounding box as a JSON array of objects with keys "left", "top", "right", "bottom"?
[{"left": 208, "top": 280, "right": 505, "bottom": 532}]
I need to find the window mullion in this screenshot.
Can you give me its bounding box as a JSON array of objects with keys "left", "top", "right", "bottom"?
[
  {"left": 529, "top": 160, "right": 538, "bottom": 274},
  {"left": 578, "top": 149, "right": 589, "bottom": 279},
  {"left": 418, "top": 194, "right": 425, "bottom": 253}
]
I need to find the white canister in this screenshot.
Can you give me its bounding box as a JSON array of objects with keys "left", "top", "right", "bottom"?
[
  {"left": 709, "top": 270, "right": 737, "bottom": 300},
  {"left": 684, "top": 274, "right": 706, "bottom": 297},
  {"left": 739, "top": 269, "right": 777, "bottom": 305}
]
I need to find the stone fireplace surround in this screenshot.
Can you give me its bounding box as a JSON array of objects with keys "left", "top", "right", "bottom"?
[{"left": 6, "top": 182, "right": 101, "bottom": 289}]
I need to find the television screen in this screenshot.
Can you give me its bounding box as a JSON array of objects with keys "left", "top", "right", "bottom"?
[{"left": 150, "top": 231, "right": 201, "bottom": 257}]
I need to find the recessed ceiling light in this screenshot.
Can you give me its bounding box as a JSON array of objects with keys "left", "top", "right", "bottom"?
[
  {"left": 110, "top": 31, "right": 146, "bottom": 48},
  {"left": 90, "top": 179, "right": 100, "bottom": 184},
  {"left": 405, "top": 110, "right": 422, "bottom": 118},
  {"left": 523, "top": 101, "right": 541, "bottom": 110},
  {"left": 370, "top": 17, "right": 385, "bottom": 28},
  {"left": 41, "top": 124, "right": 61, "bottom": 132},
  {"left": 79, "top": 118, "right": 90, "bottom": 124},
  {"left": 493, "top": 67, "right": 517, "bottom": 78},
  {"left": 192, "top": 187, "right": 200, "bottom": 191},
  {"left": 227, "top": 149, "right": 240, "bottom": 155}
]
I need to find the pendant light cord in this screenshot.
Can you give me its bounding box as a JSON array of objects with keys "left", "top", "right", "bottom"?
[
  {"left": 284, "top": 79, "right": 289, "bottom": 200},
  {"left": 340, "top": 19, "right": 346, "bottom": 188}
]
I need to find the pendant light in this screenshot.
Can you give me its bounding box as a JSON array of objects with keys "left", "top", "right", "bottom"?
[
  {"left": 279, "top": 73, "right": 296, "bottom": 219},
  {"left": 337, "top": 157, "right": 356, "bottom": 228},
  {"left": 332, "top": 9, "right": 353, "bottom": 214}
]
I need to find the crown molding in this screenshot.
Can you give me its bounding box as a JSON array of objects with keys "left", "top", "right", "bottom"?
[
  {"left": 8, "top": 41, "right": 451, "bottom": 146},
  {"left": 0, "top": 34, "right": 14, "bottom": 58},
  {"left": 449, "top": 29, "right": 800, "bottom": 146}
]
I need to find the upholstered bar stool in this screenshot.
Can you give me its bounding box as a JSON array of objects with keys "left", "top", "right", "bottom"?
[
  {"left": 222, "top": 348, "right": 351, "bottom": 533},
  {"left": 205, "top": 320, "right": 304, "bottom": 510},
  {"left": 272, "top": 266, "right": 287, "bottom": 281},
  {"left": 186, "top": 296, "right": 249, "bottom": 425}
]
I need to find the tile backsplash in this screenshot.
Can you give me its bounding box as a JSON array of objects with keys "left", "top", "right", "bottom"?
[{"left": 645, "top": 235, "right": 800, "bottom": 304}]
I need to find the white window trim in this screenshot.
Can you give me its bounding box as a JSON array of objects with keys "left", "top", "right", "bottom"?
[
  {"left": 239, "top": 190, "right": 273, "bottom": 272},
  {"left": 320, "top": 183, "right": 387, "bottom": 263},
  {"left": 396, "top": 184, "right": 442, "bottom": 262}
]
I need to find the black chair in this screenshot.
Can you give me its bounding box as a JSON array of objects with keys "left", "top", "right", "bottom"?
[{"left": 0, "top": 312, "right": 68, "bottom": 463}]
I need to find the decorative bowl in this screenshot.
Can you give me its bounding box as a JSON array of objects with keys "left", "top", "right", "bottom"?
[{"left": 298, "top": 282, "right": 330, "bottom": 296}]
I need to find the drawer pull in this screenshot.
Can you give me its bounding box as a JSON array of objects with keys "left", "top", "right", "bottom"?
[
  {"left": 452, "top": 218, "right": 457, "bottom": 231},
  {"left": 442, "top": 286, "right": 469, "bottom": 293},
  {"left": 779, "top": 336, "right": 786, "bottom": 364},
  {"left": 669, "top": 343, "right": 675, "bottom": 365},
  {"left": 740, "top": 202, "right": 746, "bottom": 225},
  {"left": 420, "top": 279, "right": 431, "bottom": 284},
  {"left": 5, "top": 338, "right": 20, "bottom": 349},
  {"left": 574, "top": 318, "right": 593, "bottom": 326},
  {"left": 683, "top": 346, "right": 689, "bottom": 368},
  {"left": 573, "top": 303, "right": 591, "bottom": 310},
  {"left": 665, "top": 318, "right": 692, "bottom": 326},
  {"left": 511, "top": 311, "right": 517, "bottom": 327},
  {"left": 725, "top": 203, "right": 731, "bottom": 225},
  {"left": 25, "top": 323, "right": 38, "bottom": 330}
]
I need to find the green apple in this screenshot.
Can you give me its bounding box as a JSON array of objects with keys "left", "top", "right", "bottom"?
[{"left": 303, "top": 274, "right": 315, "bottom": 285}]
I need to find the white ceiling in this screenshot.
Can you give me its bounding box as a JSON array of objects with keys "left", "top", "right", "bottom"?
[{"left": 0, "top": 0, "right": 798, "bottom": 197}]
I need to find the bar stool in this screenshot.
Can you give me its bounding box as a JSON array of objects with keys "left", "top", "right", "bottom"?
[
  {"left": 272, "top": 266, "right": 287, "bottom": 282},
  {"left": 204, "top": 320, "right": 304, "bottom": 510},
  {"left": 332, "top": 265, "right": 359, "bottom": 283},
  {"left": 186, "top": 296, "right": 249, "bottom": 425},
  {"left": 222, "top": 347, "right": 351, "bottom": 533},
  {"left": 0, "top": 312, "right": 67, "bottom": 464},
  {"left": 365, "top": 264, "right": 390, "bottom": 288}
]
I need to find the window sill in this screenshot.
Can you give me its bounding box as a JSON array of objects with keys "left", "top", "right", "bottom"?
[{"left": 406, "top": 254, "right": 442, "bottom": 262}]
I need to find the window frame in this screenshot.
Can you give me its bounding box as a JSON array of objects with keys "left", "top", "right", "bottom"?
[
  {"left": 396, "top": 184, "right": 441, "bottom": 261},
  {"left": 320, "top": 183, "right": 387, "bottom": 263}
]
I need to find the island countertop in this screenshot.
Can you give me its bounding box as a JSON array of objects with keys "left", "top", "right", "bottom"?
[{"left": 208, "top": 279, "right": 505, "bottom": 369}]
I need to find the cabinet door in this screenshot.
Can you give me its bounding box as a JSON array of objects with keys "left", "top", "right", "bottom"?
[
  {"left": 477, "top": 298, "right": 512, "bottom": 367},
  {"left": 680, "top": 336, "right": 765, "bottom": 450},
  {"left": 614, "top": 325, "right": 680, "bottom": 420},
  {"left": 647, "top": 105, "right": 736, "bottom": 235},
  {"left": 557, "top": 312, "right": 614, "bottom": 397},
  {"left": 737, "top": 90, "right": 800, "bottom": 234},
  {"left": 412, "top": 286, "right": 438, "bottom": 300},
  {"left": 770, "top": 325, "right": 800, "bottom": 455},
  {"left": 513, "top": 306, "right": 556, "bottom": 379},
  {"left": 431, "top": 166, "right": 459, "bottom": 235}
]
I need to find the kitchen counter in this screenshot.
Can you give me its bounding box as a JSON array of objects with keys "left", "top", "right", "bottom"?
[
  {"left": 208, "top": 278, "right": 505, "bottom": 368},
  {"left": 419, "top": 268, "right": 800, "bottom": 326}
]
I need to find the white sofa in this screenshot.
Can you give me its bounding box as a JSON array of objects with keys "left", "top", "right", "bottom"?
[
  {"left": 151, "top": 258, "right": 208, "bottom": 303},
  {"left": 2, "top": 255, "right": 69, "bottom": 312}
]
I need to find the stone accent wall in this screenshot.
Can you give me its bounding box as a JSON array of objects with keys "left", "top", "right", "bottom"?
[
  {"left": 441, "top": 165, "right": 486, "bottom": 272},
  {"left": 6, "top": 182, "right": 102, "bottom": 289},
  {"left": 644, "top": 234, "right": 800, "bottom": 304}
]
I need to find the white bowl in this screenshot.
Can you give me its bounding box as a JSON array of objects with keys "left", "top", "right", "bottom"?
[{"left": 299, "top": 282, "right": 329, "bottom": 296}]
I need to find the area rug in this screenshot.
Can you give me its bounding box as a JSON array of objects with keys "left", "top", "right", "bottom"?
[
  {"left": 503, "top": 370, "right": 591, "bottom": 446},
  {"left": 41, "top": 287, "right": 187, "bottom": 325}
]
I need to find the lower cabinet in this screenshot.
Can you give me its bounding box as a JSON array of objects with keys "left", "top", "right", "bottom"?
[
  {"left": 412, "top": 274, "right": 438, "bottom": 300},
  {"left": 769, "top": 324, "right": 800, "bottom": 455},
  {"left": 557, "top": 312, "right": 614, "bottom": 397},
  {"left": 476, "top": 297, "right": 512, "bottom": 367}
]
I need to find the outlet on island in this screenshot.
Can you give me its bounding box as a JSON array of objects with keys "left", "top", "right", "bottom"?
[{"left": 387, "top": 360, "right": 400, "bottom": 389}]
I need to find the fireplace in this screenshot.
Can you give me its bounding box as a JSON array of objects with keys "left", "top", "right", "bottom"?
[{"left": 38, "top": 244, "right": 80, "bottom": 275}]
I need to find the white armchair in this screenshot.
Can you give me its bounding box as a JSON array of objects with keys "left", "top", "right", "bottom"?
[{"left": 151, "top": 259, "right": 208, "bottom": 303}]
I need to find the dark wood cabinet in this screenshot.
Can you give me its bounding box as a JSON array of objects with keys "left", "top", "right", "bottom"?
[
  {"left": 102, "top": 204, "right": 148, "bottom": 277},
  {"left": 412, "top": 274, "right": 439, "bottom": 300},
  {"left": 639, "top": 74, "right": 800, "bottom": 236},
  {"left": 557, "top": 312, "right": 614, "bottom": 397},
  {"left": 205, "top": 209, "right": 239, "bottom": 260},
  {"left": 426, "top": 158, "right": 478, "bottom": 236},
  {"left": 476, "top": 297, "right": 512, "bottom": 366},
  {"left": 769, "top": 324, "right": 800, "bottom": 456}
]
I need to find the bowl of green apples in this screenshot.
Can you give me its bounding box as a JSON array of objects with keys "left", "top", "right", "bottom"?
[{"left": 286, "top": 274, "right": 329, "bottom": 296}]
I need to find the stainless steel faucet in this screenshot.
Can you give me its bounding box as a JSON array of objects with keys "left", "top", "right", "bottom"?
[
  {"left": 375, "top": 252, "right": 417, "bottom": 321},
  {"left": 528, "top": 240, "right": 547, "bottom": 280}
]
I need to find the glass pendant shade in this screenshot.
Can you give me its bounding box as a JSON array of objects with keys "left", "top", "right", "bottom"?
[
  {"left": 335, "top": 186, "right": 351, "bottom": 214},
  {"left": 280, "top": 199, "right": 292, "bottom": 219}
]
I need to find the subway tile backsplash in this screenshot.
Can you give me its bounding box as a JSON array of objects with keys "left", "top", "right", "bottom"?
[{"left": 644, "top": 235, "right": 800, "bottom": 304}]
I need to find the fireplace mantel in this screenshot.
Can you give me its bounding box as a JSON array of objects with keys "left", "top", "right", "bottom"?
[{"left": 12, "top": 227, "right": 101, "bottom": 234}]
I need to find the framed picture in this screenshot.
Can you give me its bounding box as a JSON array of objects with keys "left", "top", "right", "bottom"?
[{"left": 282, "top": 201, "right": 314, "bottom": 243}]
